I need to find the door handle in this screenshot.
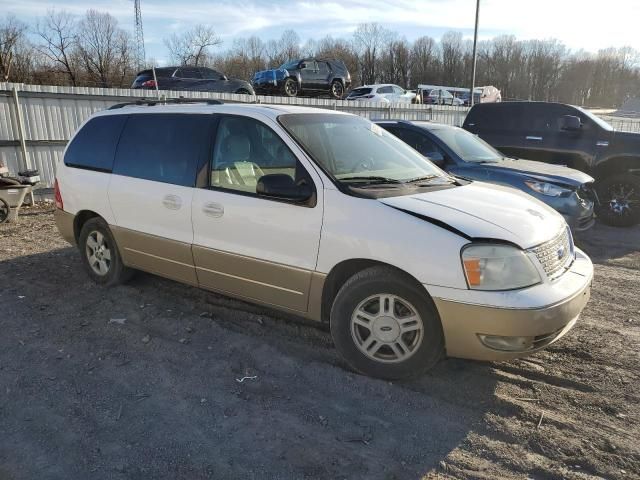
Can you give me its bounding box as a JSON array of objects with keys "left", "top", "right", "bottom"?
[
  {"left": 202, "top": 202, "right": 224, "bottom": 218},
  {"left": 526, "top": 136, "right": 543, "bottom": 141},
  {"left": 162, "top": 194, "right": 182, "bottom": 210}
]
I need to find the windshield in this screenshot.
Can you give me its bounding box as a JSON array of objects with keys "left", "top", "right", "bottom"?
[
  {"left": 348, "top": 88, "right": 372, "bottom": 96},
  {"left": 575, "top": 106, "right": 614, "bottom": 131},
  {"left": 427, "top": 126, "right": 503, "bottom": 163},
  {"left": 280, "top": 60, "right": 301, "bottom": 70},
  {"left": 279, "top": 114, "right": 446, "bottom": 183}
]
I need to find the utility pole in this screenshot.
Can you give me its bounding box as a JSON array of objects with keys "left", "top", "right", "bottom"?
[
  {"left": 469, "top": 0, "right": 480, "bottom": 106},
  {"left": 134, "top": 0, "right": 146, "bottom": 71}
]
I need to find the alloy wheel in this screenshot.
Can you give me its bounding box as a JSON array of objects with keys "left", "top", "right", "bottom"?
[
  {"left": 351, "top": 294, "right": 424, "bottom": 363},
  {"left": 607, "top": 182, "right": 639, "bottom": 217},
  {"left": 332, "top": 82, "right": 344, "bottom": 99},
  {"left": 85, "top": 230, "right": 112, "bottom": 276},
  {"left": 285, "top": 80, "right": 298, "bottom": 96}
]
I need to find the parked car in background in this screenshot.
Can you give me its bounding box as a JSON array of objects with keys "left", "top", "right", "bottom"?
[
  {"left": 345, "top": 84, "right": 417, "bottom": 103},
  {"left": 54, "top": 101, "right": 592, "bottom": 379},
  {"left": 252, "top": 58, "right": 351, "bottom": 99},
  {"left": 377, "top": 120, "right": 596, "bottom": 232},
  {"left": 131, "top": 66, "right": 254, "bottom": 95},
  {"left": 419, "top": 87, "right": 464, "bottom": 106},
  {"left": 460, "top": 86, "right": 502, "bottom": 106},
  {"left": 463, "top": 101, "right": 640, "bottom": 226}
]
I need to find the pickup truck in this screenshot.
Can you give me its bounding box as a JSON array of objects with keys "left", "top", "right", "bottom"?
[{"left": 463, "top": 102, "right": 640, "bottom": 226}]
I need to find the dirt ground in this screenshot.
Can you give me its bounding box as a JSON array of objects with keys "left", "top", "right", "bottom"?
[{"left": 0, "top": 205, "right": 638, "bottom": 480}]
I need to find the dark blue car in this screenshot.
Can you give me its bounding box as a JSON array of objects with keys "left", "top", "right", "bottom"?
[{"left": 376, "top": 120, "right": 596, "bottom": 231}]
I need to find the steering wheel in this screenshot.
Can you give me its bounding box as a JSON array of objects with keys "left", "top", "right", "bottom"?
[{"left": 349, "top": 156, "right": 375, "bottom": 173}]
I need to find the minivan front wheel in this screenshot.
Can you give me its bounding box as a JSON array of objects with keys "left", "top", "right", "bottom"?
[
  {"left": 597, "top": 174, "right": 640, "bottom": 227},
  {"left": 330, "top": 266, "right": 444, "bottom": 380},
  {"left": 79, "top": 217, "right": 133, "bottom": 286}
]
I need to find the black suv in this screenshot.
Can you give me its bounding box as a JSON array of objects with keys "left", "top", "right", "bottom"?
[
  {"left": 463, "top": 102, "right": 640, "bottom": 226},
  {"left": 252, "top": 58, "right": 351, "bottom": 99},
  {"left": 131, "top": 66, "right": 254, "bottom": 95}
]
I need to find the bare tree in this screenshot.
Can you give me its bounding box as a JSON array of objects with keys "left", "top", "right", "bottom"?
[
  {"left": 0, "top": 15, "right": 27, "bottom": 81},
  {"left": 35, "top": 10, "right": 78, "bottom": 86},
  {"left": 353, "top": 23, "right": 392, "bottom": 85},
  {"left": 410, "top": 36, "right": 440, "bottom": 86},
  {"left": 164, "top": 24, "right": 221, "bottom": 66},
  {"left": 76, "top": 10, "right": 133, "bottom": 87}
]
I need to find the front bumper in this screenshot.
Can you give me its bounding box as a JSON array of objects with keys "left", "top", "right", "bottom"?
[
  {"left": 429, "top": 248, "right": 593, "bottom": 361},
  {"left": 530, "top": 188, "right": 596, "bottom": 232}
]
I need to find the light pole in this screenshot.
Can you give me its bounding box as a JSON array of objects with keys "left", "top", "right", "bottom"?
[{"left": 469, "top": 0, "right": 480, "bottom": 107}]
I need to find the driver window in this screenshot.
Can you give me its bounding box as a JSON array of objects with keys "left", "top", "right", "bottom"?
[
  {"left": 391, "top": 128, "right": 445, "bottom": 160},
  {"left": 210, "top": 116, "right": 299, "bottom": 194}
]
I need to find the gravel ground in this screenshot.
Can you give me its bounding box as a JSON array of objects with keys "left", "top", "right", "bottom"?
[{"left": 0, "top": 206, "right": 638, "bottom": 480}]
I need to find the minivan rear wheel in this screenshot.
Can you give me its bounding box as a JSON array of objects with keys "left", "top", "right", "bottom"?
[
  {"left": 330, "top": 266, "right": 444, "bottom": 380},
  {"left": 79, "top": 217, "right": 133, "bottom": 286},
  {"left": 597, "top": 174, "right": 640, "bottom": 227}
]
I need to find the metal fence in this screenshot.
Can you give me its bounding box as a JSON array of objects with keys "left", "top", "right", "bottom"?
[
  {"left": 2, "top": 82, "right": 639, "bottom": 188},
  {"left": 0, "top": 82, "right": 468, "bottom": 187}
]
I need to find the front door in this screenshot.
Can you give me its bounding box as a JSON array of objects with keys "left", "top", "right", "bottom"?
[
  {"left": 191, "top": 114, "right": 324, "bottom": 313},
  {"left": 108, "top": 113, "right": 212, "bottom": 285}
]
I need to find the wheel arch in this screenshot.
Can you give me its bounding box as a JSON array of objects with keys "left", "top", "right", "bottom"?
[
  {"left": 593, "top": 155, "right": 640, "bottom": 180},
  {"left": 318, "top": 258, "right": 427, "bottom": 323},
  {"left": 73, "top": 210, "right": 103, "bottom": 244}
]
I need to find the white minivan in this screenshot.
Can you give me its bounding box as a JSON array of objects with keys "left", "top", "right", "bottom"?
[{"left": 55, "top": 102, "right": 593, "bottom": 379}]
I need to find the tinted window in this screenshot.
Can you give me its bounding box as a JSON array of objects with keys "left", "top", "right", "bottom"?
[
  {"left": 65, "top": 115, "right": 127, "bottom": 171},
  {"left": 378, "top": 86, "right": 393, "bottom": 94},
  {"left": 210, "top": 116, "right": 301, "bottom": 194},
  {"left": 465, "top": 103, "right": 525, "bottom": 132},
  {"left": 114, "top": 114, "right": 211, "bottom": 187},
  {"left": 317, "top": 62, "right": 330, "bottom": 74},
  {"left": 387, "top": 127, "right": 443, "bottom": 158},
  {"left": 202, "top": 68, "right": 223, "bottom": 80},
  {"left": 176, "top": 67, "right": 202, "bottom": 79}
]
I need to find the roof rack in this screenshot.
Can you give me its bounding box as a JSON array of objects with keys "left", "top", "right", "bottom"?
[{"left": 108, "top": 97, "right": 224, "bottom": 110}]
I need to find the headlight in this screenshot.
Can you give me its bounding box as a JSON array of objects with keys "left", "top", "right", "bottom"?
[
  {"left": 462, "top": 244, "right": 541, "bottom": 290},
  {"left": 524, "top": 180, "right": 572, "bottom": 197}
]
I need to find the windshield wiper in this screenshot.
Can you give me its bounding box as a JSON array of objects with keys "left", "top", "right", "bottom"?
[
  {"left": 339, "top": 176, "right": 404, "bottom": 185},
  {"left": 405, "top": 174, "right": 439, "bottom": 183}
]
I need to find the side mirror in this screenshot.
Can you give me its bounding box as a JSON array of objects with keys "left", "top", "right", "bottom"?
[
  {"left": 299, "top": 62, "right": 308, "bottom": 69},
  {"left": 257, "top": 174, "right": 313, "bottom": 202},
  {"left": 560, "top": 115, "right": 582, "bottom": 131}
]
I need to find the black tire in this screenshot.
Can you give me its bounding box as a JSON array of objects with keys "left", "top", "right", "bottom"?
[
  {"left": 78, "top": 217, "right": 133, "bottom": 286},
  {"left": 0, "top": 198, "right": 9, "bottom": 224},
  {"left": 330, "top": 266, "right": 444, "bottom": 380},
  {"left": 596, "top": 174, "right": 640, "bottom": 227},
  {"left": 330, "top": 80, "right": 344, "bottom": 99},
  {"left": 283, "top": 78, "right": 298, "bottom": 97}
]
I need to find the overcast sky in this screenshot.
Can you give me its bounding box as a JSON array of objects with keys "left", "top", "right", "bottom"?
[{"left": 5, "top": 0, "right": 640, "bottom": 62}]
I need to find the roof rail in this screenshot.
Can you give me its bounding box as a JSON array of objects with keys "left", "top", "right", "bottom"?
[{"left": 108, "top": 97, "right": 224, "bottom": 110}]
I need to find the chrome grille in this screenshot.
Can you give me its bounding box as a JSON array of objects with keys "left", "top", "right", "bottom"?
[{"left": 531, "top": 228, "right": 574, "bottom": 280}]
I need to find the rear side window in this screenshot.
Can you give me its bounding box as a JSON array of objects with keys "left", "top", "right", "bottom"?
[
  {"left": 465, "top": 104, "right": 524, "bottom": 132},
  {"left": 114, "top": 114, "right": 211, "bottom": 187},
  {"left": 64, "top": 115, "right": 127, "bottom": 171}
]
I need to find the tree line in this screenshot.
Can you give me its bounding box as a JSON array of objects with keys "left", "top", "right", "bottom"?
[{"left": 1, "top": 10, "right": 639, "bottom": 107}]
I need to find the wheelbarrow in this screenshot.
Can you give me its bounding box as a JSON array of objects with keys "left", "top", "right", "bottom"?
[{"left": 0, "top": 184, "right": 32, "bottom": 223}]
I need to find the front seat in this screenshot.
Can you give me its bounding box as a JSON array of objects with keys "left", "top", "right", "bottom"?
[{"left": 215, "top": 133, "right": 264, "bottom": 189}]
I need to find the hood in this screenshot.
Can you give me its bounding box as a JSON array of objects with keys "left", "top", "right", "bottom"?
[
  {"left": 612, "top": 130, "right": 640, "bottom": 144},
  {"left": 485, "top": 158, "right": 593, "bottom": 186},
  {"left": 253, "top": 68, "right": 289, "bottom": 82},
  {"left": 380, "top": 182, "right": 565, "bottom": 249}
]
